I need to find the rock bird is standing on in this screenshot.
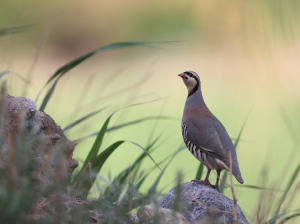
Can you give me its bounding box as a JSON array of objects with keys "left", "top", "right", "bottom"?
[{"left": 178, "top": 71, "right": 244, "bottom": 192}]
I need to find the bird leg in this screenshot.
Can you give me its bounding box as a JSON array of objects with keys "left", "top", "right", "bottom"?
[
  {"left": 209, "top": 169, "right": 221, "bottom": 192},
  {"left": 192, "top": 169, "right": 211, "bottom": 185},
  {"left": 192, "top": 169, "right": 222, "bottom": 192}
]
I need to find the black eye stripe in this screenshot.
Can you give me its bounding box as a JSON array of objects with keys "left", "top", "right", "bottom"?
[
  {"left": 184, "top": 72, "right": 199, "bottom": 83},
  {"left": 184, "top": 72, "right": 193, "bottom": 77}
]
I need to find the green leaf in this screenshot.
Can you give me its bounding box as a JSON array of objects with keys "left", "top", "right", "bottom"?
[
  {"left": 63, "top": 106, "right": 109, "bottom": 132},
  {"left": 149, "top": 145, "right": 186, "bottom": 193},
  {"left": 35, "top": 41, "right": 174, "bottom": 103},
  {"left": 275, "top": 163, "right": 300, "bottom": 214},
  {"left": 233, "top": 184, "right": 285, "bottom": 192},
  {"left": 0, "top": 25, "right": 35, "bottom": 36},
  {"left": 134, "top": 174, "right": 149, "bottom": 191},
  {"left": 195, "top": 163, "right": 204, "bottom": 180},
  {"left": 106, "top": 116, "right": 177, "bottom": 132},
  {"left": 282, "top": 212, "right": 300, "bottom": 222},
  {"left": 73, "top": 99, "right": 166, "bottom": 184},
  {"left": 260, "top": 163, "right": 300, "bottom": 224},
  {"left": 79, "top": 140, "right": 162, "bottom": 198},
  {"left": 45, "top": 42, "right": 160, "bottom": 85},
  {"left": 114, "top": 135, "right": 163, "bottom": 186},
  {"left": 0, "top": 71, "right": 9, "bottom": 80},
  {"left": 81, "top": 141, "right": 125, "bottom": 196},
  {"left": 135, "top": 154, "right": 172, "bottom": 191},
  {"left": 0, "top": 70, "right": 32, "bottom": 85},
  {"left": 263, "top": 212, "right": 287, "bottom": 224},
  {"left": 127, "top": 141, "right": 162, "bottom": 173},
  {"left": 39, "top": 76, "right": 61, "bottom": 111},
  {"left": 74, "top": 116, "right": 175, "bottom": 143},
  {"left": 81, "top": 114, "right": 113, "bottom": 173},
  {"left": 1, "top": 80, "right": 7, "bottom": 92},
  {"left": 220, "top": 111, "right": 250, "bottom": 193},
  {"left": 72, "top": 113, "right": 113, "bottom": 184}
]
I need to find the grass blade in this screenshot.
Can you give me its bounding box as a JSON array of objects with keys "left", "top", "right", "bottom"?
[
  {"left": 79, "top": 140, "right": 163, "bottom": 198},
  {"left": 0, "top": 25, "right": 35, "bottom": 36},
  {"left": 106, "top": 116, "right": 177, "bottom": 132},
  {"left": 81, "top": 141, "right": 125, "bottom": 196},
  {"left": 115, "top": 135, "right": 163, "bottom": 186},
  {"left": 73, "top": 99, "right": 166, "bottom": 183},
  {"left": 260, "top": 163, "right": 300, "bottom": 224},
  {"left": 195, "top": 163, "right": 204, "bottom": 180},
  {"left": 127, "top": 141, "right": 162, "bottom": 173},
  {"left": 263, "top": 213, "right": 287, "bottom": 224},
  {"left": 135, "top": 174, "right": 149, "bottom": 191},
  {"left": 80, "top": 114, "right": 113, "bottom": 174},
  {"left": 281, "top": 212, "right": 300, "bottom": 222},
  {"left": 135, "top": 155, "right": 172, "bottom": 191},
  {"left": 39, "top": 76, "right": 60, "bottom": 111},
  {"left": 62, "top": 106, "right": 109, "bottom": 132},
  {"left": 275, "top": 163, "right": 300, "bottom": 214},
  {"left": 74, "top": 116, "right": 175, "bottom": 143},
  {"left": 35, "top": 41, "right": 174, "bottom": 103},
  {"left": 233, "top": 184, "right": 285, "bottom": 192},
  {"left": 149, "top": 145, "right": 186, "bottom": 193},
  {"left": 0, "top": 71, "right": 9, "bottom": 80},
  {"left": 45, "top": 42, "right": 149, "bottom": 84},
  {"left": 1, "top": 80, "right": 7, "bottom": 92}
]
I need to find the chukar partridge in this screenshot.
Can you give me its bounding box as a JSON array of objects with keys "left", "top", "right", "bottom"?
[{"left": 179, "top": 71, "right": 243, "bottom": 192}]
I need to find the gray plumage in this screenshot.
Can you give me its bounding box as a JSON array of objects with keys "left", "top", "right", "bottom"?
[{"left": 179, "top": 71, "right": 243, "bottom": 190}]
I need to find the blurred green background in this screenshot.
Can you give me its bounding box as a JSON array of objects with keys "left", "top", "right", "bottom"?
[{"left": 1, "top": 0, "right": 300, "bottom": 222}]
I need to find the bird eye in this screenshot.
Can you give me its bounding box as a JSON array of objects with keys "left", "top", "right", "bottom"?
[{"left": 184, "top": 72, "right": 193, "bottom": 77}]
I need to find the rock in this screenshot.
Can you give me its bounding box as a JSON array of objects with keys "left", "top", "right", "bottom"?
[
  {"left": 139, "top": 205, "right": 190, "bottom": 224},
  {"left": 0, "top": 93, "right": 79, "bottom": 187},
  {"left": 31, "top": 156, "right": 43, "bottom": 169},
  {"left": 88, "top": 197, "right": 97, "bottom": 202},
  {"left": 160, "top": 182, "right": 249, "bottom": 224},
  {"left": 0, "top": 93, "right": 80, "bottom": 221},
  {"left": 129, "top": 214, "right": 140, "bottom": 223}
]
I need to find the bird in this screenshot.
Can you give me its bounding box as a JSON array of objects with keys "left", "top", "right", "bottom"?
[{"left": 178, "top": 71, "right": 243, "bottom": 192}]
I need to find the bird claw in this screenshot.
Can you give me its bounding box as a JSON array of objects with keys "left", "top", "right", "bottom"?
[
  {"left": 192, "top": 180, "right": 220, "bottom": 192},
  {"left": 210, "top": 184, "right": 221, "bottom": 193},
  {"left": 191, "top": 179, "right": 211, "bottom": 186}
]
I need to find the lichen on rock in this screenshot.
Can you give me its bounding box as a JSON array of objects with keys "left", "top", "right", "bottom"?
[
  {"left": 161, "top": 182, "right": 249, "bottom": 224},
  {"left": 0, "top": 93, "right": 82, "bottom": 221},
  {"left": 0, "top": 93, "right": 79, "bottom": 187}
]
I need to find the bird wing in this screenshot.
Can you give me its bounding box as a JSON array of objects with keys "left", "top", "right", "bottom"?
[{"left": 184, "top": 117, "right": 229, "bottom": 161}]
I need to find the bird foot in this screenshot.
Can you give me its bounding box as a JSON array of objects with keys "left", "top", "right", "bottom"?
[
  {"left": 191, "top": 180, "right": 220, "bottom": 192},
  {"left": 209, "top": 184, "right": 221, "bottom": 193},
  {"left": 191, "top": 179, "right": 211, "bottom": 186}
]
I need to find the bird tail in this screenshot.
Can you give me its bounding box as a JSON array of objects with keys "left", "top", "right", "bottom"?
[
  {"left": 232, "top": 161, "right": 244, "bottom": 184},
  {"left": 227, "top": 150, "right": 244, "bottom": 184},
  {"left": 233, "top": 170, "right": 244, "bottom": 184}
]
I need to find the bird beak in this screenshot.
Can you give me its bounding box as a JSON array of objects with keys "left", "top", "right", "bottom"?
[{"left": 178, "top": 73, "right": 186, "bottom": 78}]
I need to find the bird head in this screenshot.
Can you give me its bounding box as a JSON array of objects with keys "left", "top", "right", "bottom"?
[{"left": 178, "top": 71, "right": 200, "bottom": 96}]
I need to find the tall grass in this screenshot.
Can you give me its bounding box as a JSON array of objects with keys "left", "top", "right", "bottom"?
[{"left": 1, "top": 24, "right": 300, "bottom": 223}]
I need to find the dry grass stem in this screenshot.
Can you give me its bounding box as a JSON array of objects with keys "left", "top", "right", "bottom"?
[
  {"left": 7, "top": 131, "right": 17, "bottom": 190},
  {"left": 187, "top": 190, "right": 232, "bottom": 214},
  {"left": 228, "top": 150, "right": 238, "bottom": 224},
  {"left": 203, "top": 155, "right": 213, "bottom": 170},
  {"left": 22, "top": 17, "right": 57, "bottom": 96},
  {"left": 128, "top": 166, "right": 132, "bottom": 213},
  {"left": 73, "top": 161, "right": 93, "bottom": 189},
  {"left": 88, "top": 162, "right": 98, "bottom": 198},
  {"left": 187, "top": 190, "right": 247, "bottom": 224}
]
